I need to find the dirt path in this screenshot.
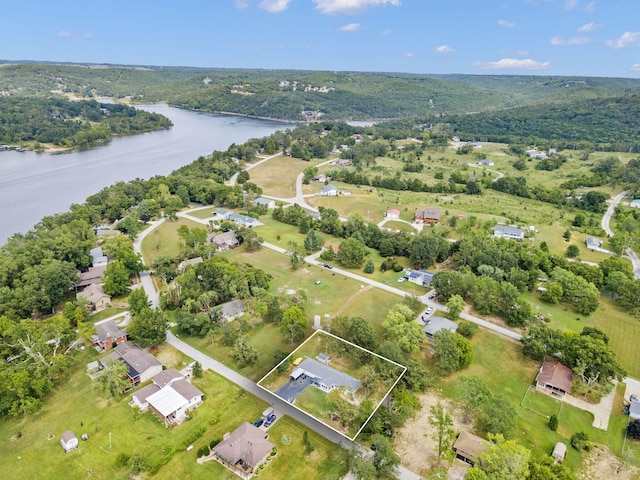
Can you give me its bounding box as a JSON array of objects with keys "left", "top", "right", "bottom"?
[{"left": 333, "top": 285, "right": 373, "bottom": 318}]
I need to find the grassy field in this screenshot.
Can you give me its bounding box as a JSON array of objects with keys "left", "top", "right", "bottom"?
[
  {"left": 248, "top": 155, "right": 324, "bottom": 198},
  {"left": 524, "top": 293, "right": 640, "bottom": 378},
  {"left": 436, "top": 330, "right": 636, "bottom": 471},
  {"left": 140, "top": 217, "right": 203, "bottom": 265}
]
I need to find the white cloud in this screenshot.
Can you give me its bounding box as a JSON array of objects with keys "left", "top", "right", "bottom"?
[
  {"left": 313, "top": 0, "right": 400, "bottom": 15},
  {"left": 605, "top": 32, "right": 640, "bottom": 49},
  {"left": 584, "top": 1, "right": 596, "bottom": 12},
  {"left": 564, "top": 0, "right": 578, "bottom": 10},
  {"left": 474, "top": 58, "right": 552, "bottom": 70},
  {"left": 578, "top": 22, "right": 601, "bottom": 32},
  {"left": 516, "top": 50, "right": 531, "bottom": 56},
  {"left": 379, "top": 29, "right": 392, "bottom": 36},
  {"left": 235, "top": 0, "right": 250, "bottom": 9},
  {"left": 57, "top": 31, "right": 92, "bottom": 39},
  {"left": 435, "top": 45, "right": 455, "bottom": 53},
  {"left": 498, "top": 19, "right": 515, "bottom": 28},
  {"left": 259, "top": 0, "right": 292, "bottom": 13},
  {"left": 629, "top": 64, "right": 640, "bottom": 71},
  {"left": 339, "top": 23, "right": 362, "bottom": 32},
  {"left": 550, "top": 36, "right": 591, "bottom": 45},
  {"left": 405, "top": 52, "right": 414, "bottom": 58}
]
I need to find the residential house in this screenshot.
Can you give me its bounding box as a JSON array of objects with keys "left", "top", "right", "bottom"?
[
  {"left": 288, "top": 358, "right": 361, "bottom": 394},
  {"left": 584, "top": 237, "right": 603, "bottom": 250},
  {"left": 478, "top": 159, "right": 495, "bottom": 166},
  {"left": 207, "top": 231, "right": 240, "bottom": 252},
  {"left": 536, "top": 357, "right": 573, "bottom": 398},
  {"left": 177, "top": 256, "right": 203, "bottom": 272},
  {"left": 60, "top": 430, "right": 79, "bottom": 453},
  {"left": 526, "top": 149, "right": 548, "bottom": 160},
  {"left": 218, "top": 299, "right": 245, "bottom": 322},
  {"left": 101, "top": 341, "right": 164, "bottom": 387},
  {"left": 212, "top": 209, "right": 232, "bottom": 219},
  {"left": 253, "top": 197, "right": 276, "bottom": 209},
  {"left": 90, "top": 247, "right": 108, "bottom": 267},
  {"left": 408, "top": 270, "right": 433, "bottom": 287},
  {"left": 414, "top": 207, "right": 440, "bottom": 224},
  {"left": 76, "top": 265, "right": 106, "bottom": 288},
  {"left": 493, "top": 225, "right": 524, "bottom": 241},
  {"left": 320, "top": 184, "right": 339, "bottom": 196},
  {"left": 92, "top": 320, "right": 127, "bottom": 351},
  {"left": 212, "top": 422, "right": 274, "bottom": 476},
  {"left": 334, "top": 159, "right": 351, "bottom": 167},
  {"left": 422, "top": 316, "right": 458, "bottom": 343},
  {"left": 312, "top": 173, "right": 327, "bottom": 183},
  {"left": 386, "top": 209, "right": 400, "bottom": 219},
  {"left": 229, "top": 212, "right": 260, "bottom": 228},
  {"left": 452, "top": 430, "right": 488, "bottom": 466},
  {"left": 145, "top": 378, "right": 204, "bottom": 426},
  {"left": 76, "top": 283, "right": 111, "bottom": 311}
]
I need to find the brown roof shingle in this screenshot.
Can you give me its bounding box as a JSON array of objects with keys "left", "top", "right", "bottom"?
[
  {"left": 536, "top": 357, "right": 573, "bottom": 393},
  {"left": 213, "top": 422, "right": 274, "bottom": 468}
]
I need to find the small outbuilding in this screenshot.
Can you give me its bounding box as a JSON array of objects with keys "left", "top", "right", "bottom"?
[
  {"left": 552, "top": 442, "right": 567, "bottom": 464},
  {"left": 60, "top": 430, "right": 79, "bottom": 452},
  {"left": 452, "top": 430, "right": 488, "bottom": 466}
]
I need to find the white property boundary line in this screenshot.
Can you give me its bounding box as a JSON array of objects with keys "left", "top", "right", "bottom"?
[{"left": 257, "top": 329, "right": 407, "bottom": 442}]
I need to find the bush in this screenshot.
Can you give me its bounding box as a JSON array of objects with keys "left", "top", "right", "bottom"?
[
  {"left": 457, "top": 321, "right": 478, "bottom": 338},
  {"left": 197, "top": 445, "right": 210, "bottom": 458},
  {"left": 570, "top": 431, "right": 591, "bottom": 452},
  {"left": 115, "top": 453, "right": 130, "bottom": 467},
  {"left": 548, "top": 414, "right": 558, "bottom": 431}
]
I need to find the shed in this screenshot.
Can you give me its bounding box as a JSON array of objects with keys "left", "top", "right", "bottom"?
[
  {"left": 552, "top": 442, "right": 567, "bottom": 463},
  {"left": 452, "top": 430, "right": 488, "bottom": 466},
  {"left": 60, "top": 430, "right": 79, "bottom": 452}
]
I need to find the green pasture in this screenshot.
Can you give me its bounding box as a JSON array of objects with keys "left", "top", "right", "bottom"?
[
  {"left": 140, "top": 217, "right": 203, "bottom": 265},
  {"left": 248, "top": 155, "right": 321, "bottom": 198}
]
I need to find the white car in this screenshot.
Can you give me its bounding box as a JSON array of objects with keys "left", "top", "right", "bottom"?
[
  {"left": 397, "top": 277, "right": 406, "bottom": 283},
  {"left": 425, "top": 307, "right": 433, "bottom": 315}
]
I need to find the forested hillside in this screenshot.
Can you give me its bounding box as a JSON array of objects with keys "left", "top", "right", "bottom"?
[{"left": 0, "top": 96, "right": 172, "bottom": 148}]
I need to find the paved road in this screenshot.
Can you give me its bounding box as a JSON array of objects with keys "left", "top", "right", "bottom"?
[
  {"left": 167, "top": 331, "right": 422, "bottom": 480},
  {"left": 601, "top": 191, "right": 626, "bottom": 237},
  {"left": 133, "top": 218, "right": 166, "bottom": 309},
  {"left": 600, "top": 191, "right": 640, "bottom": 278}
]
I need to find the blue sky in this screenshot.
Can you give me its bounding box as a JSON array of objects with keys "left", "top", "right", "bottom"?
[{"left": 2, "top": 0, "right": 639, "bottom": 77}]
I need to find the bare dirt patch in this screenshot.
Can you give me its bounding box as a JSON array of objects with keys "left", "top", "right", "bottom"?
[
  {"left": 395, "top": 391, "right": 467, "bottom": 475},
  {"left": 576, "top": 445, "right": 639, "bottom": 480}
]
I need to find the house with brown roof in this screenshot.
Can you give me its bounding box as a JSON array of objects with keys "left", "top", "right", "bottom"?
[
  {"left": 76, "top": 283, "right": 111, "bottom": 311},
  {"left": 414, "top": 207, "right": 440, "bottom": 224},
  {"left": 536, "top": 357, "right": 573, "bottom": 398},
  {"left": 207, "top": 231, "right": 240, "bottom": 252},
  {"left": 212, "top": 422, "right": 274, "bottom": 476},
  {"left": 101, "top": 341, "right": 163, "bottom": 387},
  {"left": 452, "top": 430, "right": 489, "bottom": 466},
  {"left": 76, "top": 265, "right": 106, "bottom": 288},
  {"left": 92, "top": 319, "right": 127, "bottom": 351}
]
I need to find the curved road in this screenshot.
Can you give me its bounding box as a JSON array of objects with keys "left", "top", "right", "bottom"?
[
  {"left": 467, "top": 162, "right": 505, "bottom": 182},
  {"left": 601, "top": 191, "right": 640, "bottom": 278}
]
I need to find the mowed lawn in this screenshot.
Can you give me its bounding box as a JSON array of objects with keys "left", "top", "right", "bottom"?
[
  {"left": 524, "top": 293, "right": 640, "bottom": 378},
  {"left": 436, "top": 331, "right": 628, "bottom": 471},
  {"left": 0, "top": 349, "right": 269, "bottom": 480},
  {"left": 140, "top": 217, "right": 204, "bottom": 265},
  {"left": 248, "top": 155, "right": 321, "bottom": 198}
]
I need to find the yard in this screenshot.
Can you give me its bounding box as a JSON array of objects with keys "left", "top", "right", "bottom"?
[{"left": 140, "top": 217, "right": 204, "bottom": 265}]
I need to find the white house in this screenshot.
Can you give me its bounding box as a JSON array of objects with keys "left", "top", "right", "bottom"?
[
  {"left": 407, "top": 270, "right": 433, "bottom": 286},
  {"left": 60, "top": 430, "right": 79, "bottom": 452},
  {"left": 146, "top": 379, "right": 204, "bottom": 426},
  {"left": 253, "top": 197, "right": 276, "bottom": 209},
  {"left": 584, "top": 237, "right": 602, "bottom": 250},
  {"left": 320, "top": 184, "right": 339, "bottom": 196},
  {"left": 386, "top": 209, "right": 400, "bottom": 219},
  {"left": 493, "top": 225, "right": 524, "bottom": 241}
]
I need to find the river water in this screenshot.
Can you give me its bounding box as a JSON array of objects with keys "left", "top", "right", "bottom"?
[{"left": 0, "top": 104, "right": 290, "bottom": 245}]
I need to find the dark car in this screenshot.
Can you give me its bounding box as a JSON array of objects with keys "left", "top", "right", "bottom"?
[
  {"left": 323, "top": 263, "right": 333, "bottom": 269},
  {"left": 253, "top": 418, "right": 264, "bottom": 428}
]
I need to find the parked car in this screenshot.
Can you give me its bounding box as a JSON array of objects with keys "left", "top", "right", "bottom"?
[
  {"left": 323, "top": 263, "right": 334, "bottom": 269},
  {"left": 428, "top": 292, "right": 436, "bottom": 300},
  {"left": 186, "top": 362, "right": 196, "bottom": 371},
  {"left": 425, "top": 307, "right": 433, "bottom": 315},
  {"left": 397, "top": 277, "right": 405, "bottom": 283},
  {"left": 264, "top": 414, "right": 277, "bottom": 427},
  {"left": 253, "top": 418, "right": 264, "bottom": 428},
  {"left": 315, "top": 280, "right": 321, "bottom": 285}
]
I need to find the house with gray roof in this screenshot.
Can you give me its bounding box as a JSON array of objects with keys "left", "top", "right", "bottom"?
[
  {"left": 293, "top": 357, "right": 361, "bottom": 394},
  {"left": 90, "top": 246, "right": 109, "bottom": 267},
  {"left": 493, "top": 225, "right": 524, "bottom": 241},
  {"left": 76, "top": 265, "right": 106, "bottom": 288},
  {"left": 320, "top": 184, "right": 339, "bottom": 196},
  {"left": 178, "top": 256, "right": 203, "bottom": 271},
  {"left": 584, "top": 237, "right": 603, "bottom": 250},
  {"left": 253, "top": 197, "right": 276, "bottom": 209},
  {"left": 218, "top": 299, "right": 245, "bottom": 322},
  {"left": 422, "top": 316, "right": 458, "bottom": 342},
  {"left": 208, "top": 230, "right": 240, "bottom": 251},
  {"left": 408, "top": 270, "right": 433, "bottom": 286},
  {"left": 212, "top": 422, "right": 274, "bottom": 476},
  {"left": 145, "top": 378, "right": 204, "bottom": 426},
  {"left": 229, "top": 212, "right": 260, "bottom": 228},
  {"left": 101, "top": 341, "right": 163, "bottom": 387},
  {"left": 212, "top": 209, "right": 232, "bottom": 219},
  {"left": 92, "top": 319, "right": 127, "bottom": 351}
]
